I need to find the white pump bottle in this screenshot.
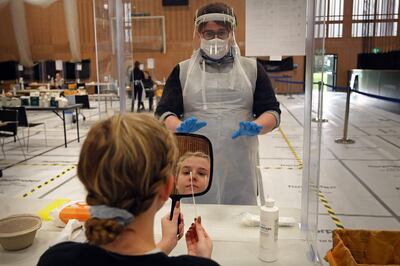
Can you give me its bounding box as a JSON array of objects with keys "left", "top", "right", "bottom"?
[{"left": 259, "top": 198, "right": 279, "bottom": 262}]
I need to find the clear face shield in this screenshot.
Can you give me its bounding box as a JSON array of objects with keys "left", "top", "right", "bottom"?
[
  {"left": 183, "top": 8, "right": 252, "bottom": 112},
  {"left": 193, "top": 11, "right": 240, "bottom": 59}
]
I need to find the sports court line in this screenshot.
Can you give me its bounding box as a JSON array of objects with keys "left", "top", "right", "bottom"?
[
  {"left": 38, "top": 174, "right": 77, "bottom": 199},
  {"left": 377, "top": 135, "right": 400, "bottom": 150},
  {"left": 319, "top": 213, "right": 394, "bottom": 218},
  {"left": 278, "top": 126, "right": 344, "bottom": 228},
  {"left": 328, "top": 148, "right": 400, "bottom": 224},
  {"left": 20, "top": 165, "right": 76, "bottom": 198}
]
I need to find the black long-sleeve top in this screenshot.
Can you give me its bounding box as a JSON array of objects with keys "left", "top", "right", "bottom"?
[
  {"left": 155, "top": 61, "right": 281, "bottom": 120},
  {"left": 130, "top": 67, "right": 144, "bottom": 83},
  {"left": 38, "top": 242, "right": 219, "bottom": 266}
]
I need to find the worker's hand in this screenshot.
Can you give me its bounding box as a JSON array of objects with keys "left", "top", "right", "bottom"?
[
  {"left": 176, "top": 117, "right": 207, "bottom": 133},
  {"left": 231, "top": 121, "right": 263, "bottom": 139},
  {"left": 157, "top": 201, "right": 184, "bottom": 255},
  {"left": 185, "top": 216, "right": 213, "bottom": 258}
]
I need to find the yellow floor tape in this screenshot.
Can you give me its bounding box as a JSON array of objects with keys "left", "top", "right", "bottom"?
[
  {"left": 278, "top": 126, "right": 344, "bottom": 228},
  {"left": 21, "top": 165, "right": 76, "bottom": 198},
  {"left": 37, "top": 198, "right": 70, "bottom": 221},
  {"left": 278, "top": 127, "right": 303, "bottom": 169}
]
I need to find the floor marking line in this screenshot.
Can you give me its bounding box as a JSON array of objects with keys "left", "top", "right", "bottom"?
[
  {"left": 278, "top": 126, "right": 344, "bottom": 228},
  {"left": 38, "top": 175, "right": 77, "bottom": 199},
  {"left": 327, "top": 148, "right": 400, "bottom": 224},
  {"left": 318, "top": 191, "right": 344, "bottom": 229},
  {"left": 2, "top": 136, "right": 85, "bottom": 171},
  {"left": 21, "top": 165, "right": 76, "bottom": 198},
  {"left": 319, "top": 213, "right": 395, "bottom": 218},
  {"left": 278, "top": 127, "right": 303, "bottom": 169},
  {"left": 20, "top": 163, "right": 78, "bottom": 167},
  {"left": 377, "top": 135, "right": 400, "bottom": 150},
  {"left": 258, "top": 166, "right": 301, "bottom": 170},
  {"left": 37, "top": 198, "right": 70, "bottom": 221},
  {"left": 280, "top": 101, "right": 303, "bottom": 127}
]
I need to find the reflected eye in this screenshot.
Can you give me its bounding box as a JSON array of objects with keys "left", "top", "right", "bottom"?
[
  {"left": 198, "top": 172, "right": 208, "bottom": 177},
  {"left": 201, "top": 29, "right": 229, "bottom": 40}
]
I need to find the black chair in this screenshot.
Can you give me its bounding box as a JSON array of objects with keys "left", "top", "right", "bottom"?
[
  {"left": 3, "top": 106, "right": 47, "bottom": 151},
  {"left": 0, "top": 109, "right": 26, "bottom": 159},
  {"left": 74, "top": 95, "right": 90, "bottom": 121}
]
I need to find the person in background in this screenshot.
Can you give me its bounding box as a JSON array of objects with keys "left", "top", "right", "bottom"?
[
  {"left": 54, "top": 72, "right": 65, "bottom": 89},
  {"left": 155, "top": 2, "right": 281, "bottom": 205},
  {"left": 130, "top": 61, "right": 145, "bottom": 112},
  {"left": 143, "top": 70, "right": 156, "bottom": 112},
  {"left": 37, "top": 113, "right": 217, "bottom": 266}
]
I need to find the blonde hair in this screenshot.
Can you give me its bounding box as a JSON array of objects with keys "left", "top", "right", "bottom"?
[
  {"left": 78, "top": 113, "right": 178, "bottom": 245},
  {"left": 175, "top": 151, "right": 210, "bottom": 177}
]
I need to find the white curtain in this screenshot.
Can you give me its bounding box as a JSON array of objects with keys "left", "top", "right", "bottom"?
[
  {"left": 0, "top": 0, "right": 81, "bottom": 66},
  {"left": 0, "top": 0, "right": 59, "bottom": 9},
  {"left": 10, "top": 0, "right": 34, "bottom": 67},
  {"left": 0, "top": 0, "right": 9, "bottom": 8},
  {"left": 63, "top": 0, "right": 81, "bottom": 62},
  {"left": 24, "top": 0, "right": 58, "bottom": 7}
]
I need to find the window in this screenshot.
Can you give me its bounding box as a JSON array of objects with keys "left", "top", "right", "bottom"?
[
  {"left": 315, "top": 24, "right": 326, "bottom": 38},
  {"left": 328, "top": 23, "right": 343, "bottom": 37},
  {"left": 375, "top": 21, "right": 398, "bottom": 36},
  {"left": 315, "top": 0, "right": 344, "bottom": 38},
  {"left": 352, "top": 22, "right": 375, "bottom": 37},
  {"left": 352, "top": 0, "right": 399, "bottom": 37},
  {"left": 124, "top": 3, "right": 133, "bottom": 43}
]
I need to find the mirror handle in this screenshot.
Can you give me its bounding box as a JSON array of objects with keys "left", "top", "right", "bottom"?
[
  {"left": 169, "top": 195, "right": 182, "bottom": 234},
  {"left": 169, "top": 194, "right": 181, "bottom": 220}
]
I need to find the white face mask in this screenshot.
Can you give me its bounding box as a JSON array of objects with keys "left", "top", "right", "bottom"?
[{"left": 200, "top": 38, "right": 230, "bottom": 60}]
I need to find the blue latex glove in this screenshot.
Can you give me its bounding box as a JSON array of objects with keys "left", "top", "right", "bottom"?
[
  {"left": 176, "top": 117, "right": 207, "bottom": 133},
  {"left": 231, "top": 121, "right": 263, "bottom": 139}
]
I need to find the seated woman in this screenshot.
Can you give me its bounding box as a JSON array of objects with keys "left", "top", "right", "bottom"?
[
  {"left": 54, "top": 72, "right": 65, "bottom": 90},
  {"left": 38, "top": 113, "right": 217, "bottom": 266},
  {"left": 175, "top": 152, "right": 210, "bottom": 195}
]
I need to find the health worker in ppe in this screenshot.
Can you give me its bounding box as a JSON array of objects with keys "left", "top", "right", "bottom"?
[{"left": 155, "top": 2, "right": 281, "bottom": 205}]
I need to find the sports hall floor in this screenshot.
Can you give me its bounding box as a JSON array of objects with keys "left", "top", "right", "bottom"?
[{"left": 1, "top": 91, "right": 399, "bottom": 264}]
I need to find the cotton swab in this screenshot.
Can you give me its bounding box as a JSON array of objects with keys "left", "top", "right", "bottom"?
[{"left": 190, "top": 171, "right": 198, "bottom": 218}]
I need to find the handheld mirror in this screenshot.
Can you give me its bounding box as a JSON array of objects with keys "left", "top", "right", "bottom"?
[{"left": 169, "top": 133, "right": 213, "bottom": 219}]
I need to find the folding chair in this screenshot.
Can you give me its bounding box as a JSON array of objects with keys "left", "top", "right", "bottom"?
[
  {"left": 0, "top": 109, "right": 26, "bottom": 159},
  {"left": 3, "top": 106, "right": 47, "bottom": 152},
  {"left": 74, "top": 95, "right": 90, "bottom": 121}
]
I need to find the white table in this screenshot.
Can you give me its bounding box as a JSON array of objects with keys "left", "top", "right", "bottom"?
[
  {"left": 0, "top": 198, "right": 313, "bottom": 266},
  {"left": 88, "top": 94, "right": 118, "bottom": 112}
]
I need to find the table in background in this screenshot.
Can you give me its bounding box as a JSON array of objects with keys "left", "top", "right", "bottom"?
[
  {"left": 0, "top": 121, "right": 12, "bottom": 178},
  {"left": 15, "top": 89, "right": 64, "bottom": 97},
  {"left": 85, "top": 82, "right": 114, "bottom": 95},
  {"left": 8, "top": 104, "right": 83, "bottom": 148},
  {"left": 88, "top": 94, "right": 118, "bottom": 112}
]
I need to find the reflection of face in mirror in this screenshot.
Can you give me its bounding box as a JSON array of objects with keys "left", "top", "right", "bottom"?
[{"left": 175, "top": 152, "right": 210, "bottom": 195}]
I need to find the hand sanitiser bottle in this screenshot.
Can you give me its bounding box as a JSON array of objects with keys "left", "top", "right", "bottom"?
[{"left": 259, "top": 198, "right": 279, "bottom": 262}]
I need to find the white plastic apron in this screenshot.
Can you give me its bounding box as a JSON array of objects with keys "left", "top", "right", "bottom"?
[{"left": 180, "top": 51, "right": 263, "bottom": 205}]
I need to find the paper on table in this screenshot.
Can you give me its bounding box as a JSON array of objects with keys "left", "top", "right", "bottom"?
[{"left": 239, "top": 212, "right": 297, "bottom": 227}]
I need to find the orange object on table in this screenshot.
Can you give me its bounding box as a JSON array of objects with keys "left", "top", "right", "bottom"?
[
  {"left": 67, "top": 84, "right": 77, "bottom": 90},
  {"left": 59, "top": 202, "right": 90, "bottom": 224},
  {"left": 154, "top": 84, "right": 164, "bottom": 98},
  {"left": 63, "top": 89, "right": 79, "bottom": 96}
]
